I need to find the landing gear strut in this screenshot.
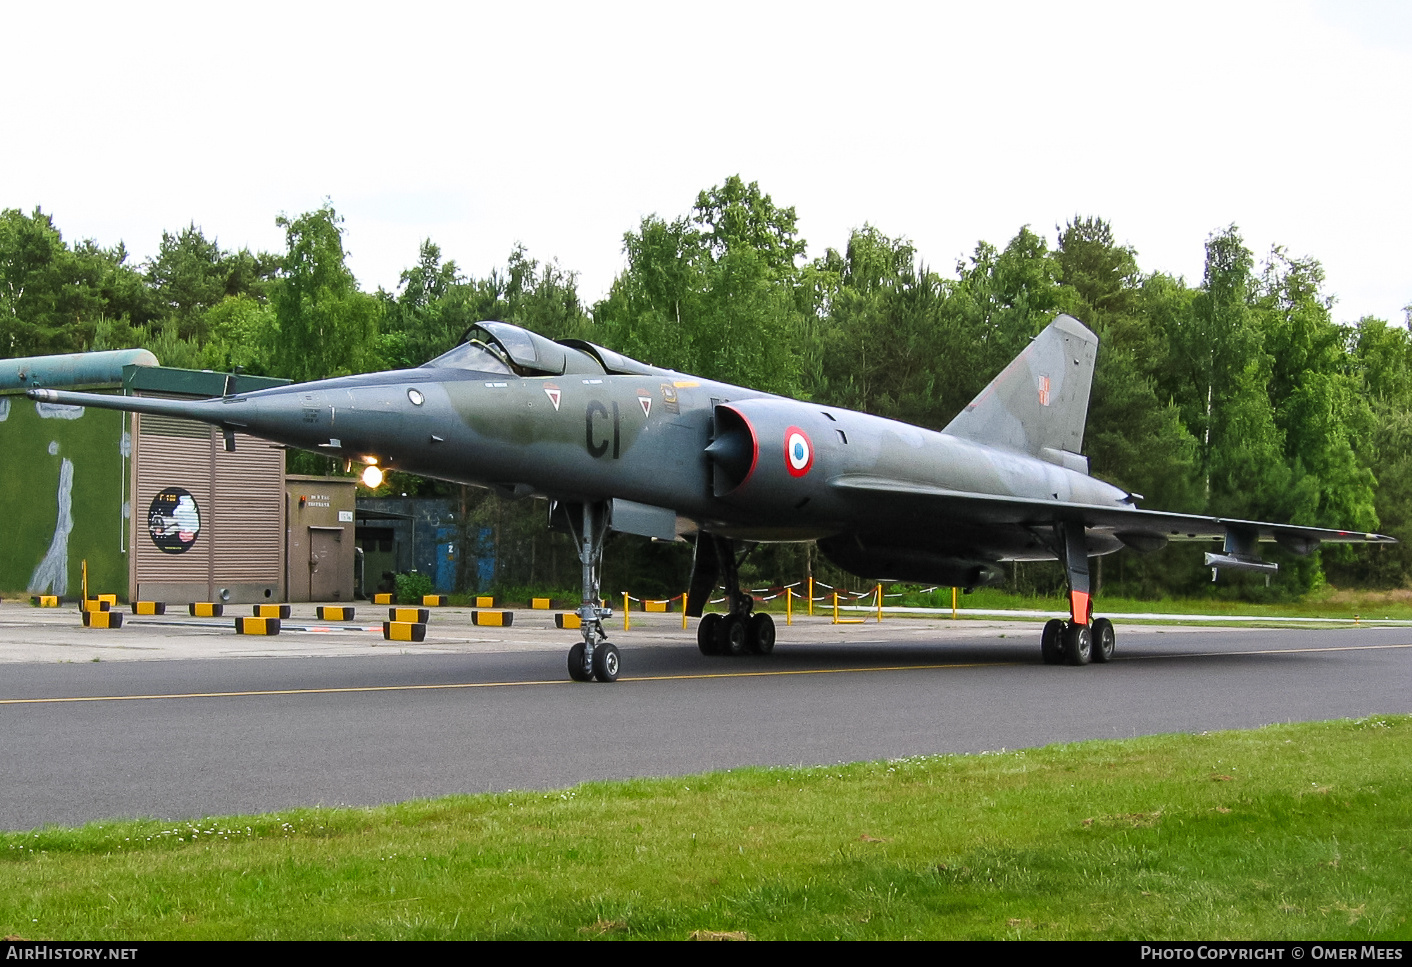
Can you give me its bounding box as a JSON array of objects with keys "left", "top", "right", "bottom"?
[
  {"left": 1043, "top": 520, "right": 1114, "bottom": 667},
  {"left": 689, "top": 534, "right": 775, "bottom": 657},
  {"left": 560, "top": 500, "right": 618, "bottom": 682}
]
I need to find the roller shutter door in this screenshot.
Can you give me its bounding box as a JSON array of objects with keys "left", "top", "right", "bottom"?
[{"left": 131, "top": 404, "right": 284, "bottom": 603}]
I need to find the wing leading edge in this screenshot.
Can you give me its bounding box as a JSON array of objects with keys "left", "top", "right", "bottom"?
[{"left": 829, "top": 475, "right": 1394, "bottom": 559}]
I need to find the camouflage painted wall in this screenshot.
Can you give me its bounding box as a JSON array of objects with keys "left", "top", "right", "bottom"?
[{"left": 0, "top": 392, "right": 128, "bottom": 598}]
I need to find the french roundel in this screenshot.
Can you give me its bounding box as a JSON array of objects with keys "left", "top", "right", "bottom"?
[{"left": 784, "top": 427, "right": 814, "bottom": 477}]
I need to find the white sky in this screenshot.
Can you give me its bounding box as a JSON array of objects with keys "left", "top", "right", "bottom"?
[{"left": 2, "top": 0, "right": 1409, "bottom": 325}]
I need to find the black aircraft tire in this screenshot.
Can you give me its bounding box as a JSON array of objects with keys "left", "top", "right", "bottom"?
[
  {"left": 1091, "top": 617, "right": 1116, "bottom": 663},
  {"left": 697, "top": 613, "right": 722, "bottom": 656},
  {"left": 567, "top": 642, "right": 593, "bottom": 682},
  {"left": 748, "top": 613, "right": 776, "bottom": 655},
  {"left": 1040, "top": 618, "right": 1065, "bottom": 665},
  {"left": 719, "top": 613, "right": 749, "bottom": 657},
  {"left": 1063, "top": 623, "right": 1092, "bottom": 666},
  {"left": 593, "top": 642, "right": 620, "bottom": 683}
]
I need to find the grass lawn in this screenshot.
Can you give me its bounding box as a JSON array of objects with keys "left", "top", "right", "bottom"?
[{"left": 3, "top": 716, "right": 1410, "bottom": 940}]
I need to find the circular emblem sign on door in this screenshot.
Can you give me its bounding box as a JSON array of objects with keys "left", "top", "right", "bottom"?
[{"left": 148, "top": 487, "right": 202, "bottom": 554}]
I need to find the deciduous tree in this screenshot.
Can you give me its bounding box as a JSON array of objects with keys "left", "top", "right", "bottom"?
[{"left": 269, "top": 203, "right": 383, "bottom": 382}]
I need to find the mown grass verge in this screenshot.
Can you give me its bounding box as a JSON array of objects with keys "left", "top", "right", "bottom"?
[
  {"left": 4, "top": 717, "right": 1410, "bottom": 940},
  {"left": 878, "top": 586, "right": 1412, "bottom": 622}
]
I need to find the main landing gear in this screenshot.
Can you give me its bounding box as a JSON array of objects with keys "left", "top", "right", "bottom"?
[
  {"left": 697, "top": 610, "right": 776, "bottom": 657},
  {"left": 561, "top": 500, "right": 619, "bottom": 683},
  {"left": 1041, "top": 521, "right": 1117, "bottom": 667},
  {"left": 689, "top": 535, "right": 776, "bottom": 658}
]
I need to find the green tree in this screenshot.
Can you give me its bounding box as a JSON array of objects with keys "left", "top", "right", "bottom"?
[
  {"left": 1327, "top": 316, "right": 1412, "bottom": 586},
  {"left": 268, "top": 203, "right": 383, "bottom": 382},
  {"left": 812, "top": 226, "right": 967, "bottom": 427},
  {"left": 1255, "top": 248, "right": 1376, "bottom": 533},
  {"left": 197, "top": 295, "right": 277, "bottom": 374},
  {"left": 380, "top": 239, "right": 466, "bottom": 369},
  {"left": 492, "top": 244, "right": 590, "bottom": 342},
  {"left": 693, "top": 176, "right": 807, "bottom": 269},
  {"left": 950, "top": 226, "right": 1067, "bottom": 378},
  {"left": 0, "top": 208, "right": 113, "bottom": 356},
  {"left": 145, "top": 224, "right": 227, "bottom": 339},
  {"left": 1052, "top": 220, "right": 1203, "bottom": 512},
  {"left": 594, "top": 176, "right": 811, "bottom": 396},
  {"left": 1160, "top": 227, "right": 1284, "bottom": 517},
  {"left": 143, "top": 223, "right": 275, "bottom": 342},
  {"left": 1056, "top": 216, "right": 1140, "bottom": 327},
  {"left": 591, "top": 214, "right": 705, "bottom": 372}
]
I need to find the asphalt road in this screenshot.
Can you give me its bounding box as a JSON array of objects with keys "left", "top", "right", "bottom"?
[{"left": 2, "top": 603, "right": 1410, "bottom": 831}]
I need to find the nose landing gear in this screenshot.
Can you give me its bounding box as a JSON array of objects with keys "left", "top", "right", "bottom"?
[{"left": 560, "top": 500, "right": 620, "bottom": 683}]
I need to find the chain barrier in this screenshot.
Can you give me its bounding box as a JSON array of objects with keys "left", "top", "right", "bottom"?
[{"left": 603, "top": 580, "right": 939, "bottom": 629}]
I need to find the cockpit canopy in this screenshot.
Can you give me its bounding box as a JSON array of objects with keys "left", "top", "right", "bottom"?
[{"left": 421, "top": 321, "right": 675, "bottom": 379}]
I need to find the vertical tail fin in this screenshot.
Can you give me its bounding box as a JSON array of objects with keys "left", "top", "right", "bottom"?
[{"left": 942, "top": 314, "right": 1097, "bottom": 469}]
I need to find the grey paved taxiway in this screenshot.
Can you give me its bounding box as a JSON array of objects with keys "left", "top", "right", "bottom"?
[{"left": 2, "top": 602, "right": 1409, "bottom": 830}]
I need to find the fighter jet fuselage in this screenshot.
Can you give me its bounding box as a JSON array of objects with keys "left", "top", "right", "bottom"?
[{"left": 28, "top": 316, "right": 1393, "bottom": 680}]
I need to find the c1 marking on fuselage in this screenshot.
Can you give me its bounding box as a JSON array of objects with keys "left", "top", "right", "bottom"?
[
  {"left": 585, "top": 401, "right": 621, "bottom": 459},
  {"left": 1038, "top": 375, "right": 1051, "bottom": 407}
]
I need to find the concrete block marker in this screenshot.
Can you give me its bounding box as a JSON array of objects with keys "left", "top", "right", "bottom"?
[
  {"left": 475, "top": 596, "right": 494, "bottom": 608},
  {"left": 234, "top": 616, "right": 281, "bottom": 635},
  {"left": 531, "top": 597, "right": 551, "bottom": 610},
  {"left": 31, "top": 595, "right": 59, "bottom": 608},
  {"left": 422, "top": 594, "right": 448, "bottom": 607},
  {"left": 190, "top": 602, "right": 224, "bottom": 618},
  {"left": 82, "top": 598, "right": 110, "bottom": 613},
  {"left": 372, "top": 593, "right": 393, "bottom": 605},
  {"left": 383, "top": 621, "right": 427, "bottom": 642},
  {"left": 130, "top": 601, "right": 166, "bottom": 615},
  {"left": 316, "top": 606, "right": 356, "bottom": 621},
  {"left": 252, "top": 604, "right": 292, "bottom": 619},
  {"left": 555, "top": 613, "right": 582, "bottom": 629},
  {"left": 644, "top": 599, "right": 671, "bottom": 613},
  {"left": 81, "top": 610, "right": 123, "bottom": 629},
  {"left": 471, "top": 610, "right": 514, "bottom": 627},
  {"left": 389, "top": 607, "right": 430, "bottom": 623}
]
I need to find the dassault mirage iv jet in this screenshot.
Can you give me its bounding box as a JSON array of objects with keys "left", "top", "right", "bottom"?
[{"left": 30, "top": 314, "right": 1393, "bottom": 682}]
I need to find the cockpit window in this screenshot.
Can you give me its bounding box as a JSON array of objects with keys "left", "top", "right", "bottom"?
[
  {"left": 478, "top": 322, "right": 540, "bottom": 365},
  {"left": 421, "top": 340, "right": 513, "bottom": 375},
  {"left": 421, "top": 321, "right": 613, "bottom": 378}
]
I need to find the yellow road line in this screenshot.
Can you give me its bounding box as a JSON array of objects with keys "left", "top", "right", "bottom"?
[
  {"left": 4, "top": 643, "right": 1410, "bottom": 706},
  {"left": 0, "top": 662, "right": 1000, "bottom": 705},
  {"left": 1123, "top": 642, "right": 1412, "bottom": 660},
  {"left": 0, "top": 680, "right": 567, "bottom": 705},
  {"left": 625, "top": 663, "right": 1000, "bottom": 682}
]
